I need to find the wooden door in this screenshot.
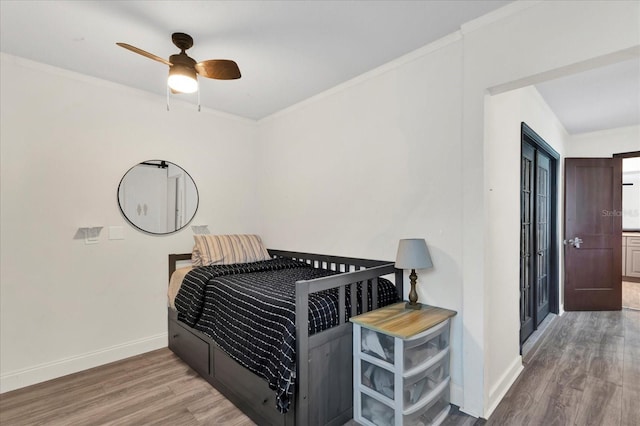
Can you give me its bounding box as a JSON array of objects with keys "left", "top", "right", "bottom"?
[{"left": 564, "top": 158, "right": 622, "bottom": 311}]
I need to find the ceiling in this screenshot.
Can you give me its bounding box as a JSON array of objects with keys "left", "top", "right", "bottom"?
[
  {"left": 1, "top": 1, "right": 638, "bottom": 133},
  {"left": 536, "top": 58, "right": 640, "bottom": 135}
]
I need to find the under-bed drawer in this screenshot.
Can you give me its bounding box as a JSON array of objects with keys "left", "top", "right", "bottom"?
[
  {"left": 214, "top": 346, "right": 287, "bottom": 426},
  {"left": 168, "top": 318, "right": 210, "bottom": 377}
]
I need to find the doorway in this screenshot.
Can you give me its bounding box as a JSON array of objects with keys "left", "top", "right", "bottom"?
[
  {"left": 520, "top": 123, "right": 559, "bottom": 346},
  {"left": 618, "top": 152, "right": 640, "bottom": 310}
]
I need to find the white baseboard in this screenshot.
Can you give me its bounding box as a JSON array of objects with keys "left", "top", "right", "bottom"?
[
  {"left": 0, "top": 333, "right": 167, "bottom": 394},
  {"left": 484, "top": 356, "right": 524, "bottom": 418},
  {"left": 450, "top": 380, "right": 463, "bottom": 407}
]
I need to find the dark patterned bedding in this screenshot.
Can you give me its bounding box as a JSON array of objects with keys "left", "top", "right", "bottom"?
[{"left": 173, "top": 258, "right": 398, "bottom": 413}]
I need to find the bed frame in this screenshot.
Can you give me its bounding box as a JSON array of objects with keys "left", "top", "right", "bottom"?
[{"left": 168, "top": 249, "right": 403, "bottom": 426}]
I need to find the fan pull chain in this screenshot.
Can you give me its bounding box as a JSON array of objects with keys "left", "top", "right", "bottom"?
[{"left": 165, "top": 85, "right": 201, "bottom": 112}]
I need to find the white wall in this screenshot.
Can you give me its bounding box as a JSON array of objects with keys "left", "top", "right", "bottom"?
[
  {"left": 623, "top": 159, "right": 640, "bottom": 230},
  {"left": 566, "top": 125, "right": 639, "bottom": 157},
  {"left": 623, "top": 165, "right": 640, "bottom": 230},
  {"left": 258, "top": 35, "right": 467, "bottom": 404},
  {"left": 0, "top": 54, "right": 258, "bottom": 392},
  {"left": 484, "top": 86, "right": 568, "bottom": 416}
]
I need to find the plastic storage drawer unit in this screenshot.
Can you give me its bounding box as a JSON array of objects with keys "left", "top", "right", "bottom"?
[
  {"left": 403, "top": 349, "right": 449, "bottom": 409},
  {"left": 403, "top": 320, "right": 449, "bottom": 373},
  {"left": 351, "top": 303, "right": 457, "bottom": 426}
]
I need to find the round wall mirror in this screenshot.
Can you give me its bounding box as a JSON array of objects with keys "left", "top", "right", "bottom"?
[{"left": 117, "top": 160, "right": 199, "bottom": 234}]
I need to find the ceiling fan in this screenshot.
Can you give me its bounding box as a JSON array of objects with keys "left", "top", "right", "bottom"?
[{"left": 116, "top": 32, "right": 241, "bottom": 94}]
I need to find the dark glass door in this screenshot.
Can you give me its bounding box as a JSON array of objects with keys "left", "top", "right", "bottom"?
[
  {"left": 535, "top": 151, "right": 551, "bottom": 324},
  {"left": 520, "top": 142, "right": 535, "bottom": 343},
  {"left": 521, "top": 139, "right": 554, "bottom": 345}
]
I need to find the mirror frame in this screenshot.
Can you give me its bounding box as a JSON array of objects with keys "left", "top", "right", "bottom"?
[{"left": 117, "top": 160, "right": 199, "bottom": 235}]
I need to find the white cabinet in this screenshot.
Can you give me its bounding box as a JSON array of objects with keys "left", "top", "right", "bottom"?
[
  {"left": 624, "top": 235, "right": 640, "bottom": 278},
  {"left": 626, "top": 236, "right": 640, "bottom": 278},
  {"left": 351, "top": 303, "right": 456, "bottom": 426},
  {"left": 623, "top": 236, "right": 627, "bottom": 276}
]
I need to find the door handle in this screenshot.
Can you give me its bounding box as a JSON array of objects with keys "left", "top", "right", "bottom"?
[{"left": 564, "top": 237, "right": 583, "bottom": 248}]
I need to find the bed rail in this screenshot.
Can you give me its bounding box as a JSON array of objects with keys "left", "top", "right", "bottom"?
[
  {"left": 294, "top": 262, "right": 398, "bottom": 425},
  {"left": 168, "top": 253, "right": 191, "bottom": 281},
  {"left": 268, "top": 249, "right": 391, "bottom": 270},
  {"left": 170, "top": 249, "right": 402, "bottom": 284}
]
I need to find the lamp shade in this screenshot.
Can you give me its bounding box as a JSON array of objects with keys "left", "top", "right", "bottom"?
[
  {"left": 395, "top": 238, "right": 433, "bottom": 270},
  {"left": 168, "top": 64, "right": 198, "bottom": 93}
]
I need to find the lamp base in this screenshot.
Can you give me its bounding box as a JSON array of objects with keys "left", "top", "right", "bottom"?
[{"left": 405, "top": 301, "right": 423, "bottom": 310}]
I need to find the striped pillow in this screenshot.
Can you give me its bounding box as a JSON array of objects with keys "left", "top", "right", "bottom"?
[{"left": 193, "top": 234, "right": 271, "bottom": 266}]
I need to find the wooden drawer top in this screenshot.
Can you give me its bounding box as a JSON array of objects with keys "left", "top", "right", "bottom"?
[{"left": 350, "top": 302, "right": 457, "bottom": 339}]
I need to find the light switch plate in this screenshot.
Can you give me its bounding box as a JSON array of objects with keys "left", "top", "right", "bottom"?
[{"left": 109, "top": 226, "right": 124, "bottom": 240}]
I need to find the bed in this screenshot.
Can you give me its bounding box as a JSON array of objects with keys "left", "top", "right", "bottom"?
[{"left": 167, "top": 241, "right": 403, "bottom": 426}]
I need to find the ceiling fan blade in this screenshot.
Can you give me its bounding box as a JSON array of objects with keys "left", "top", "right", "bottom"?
[
  {"left": 195, "top": 60, "right": 241, "bottom": 80},
  {"left": 116, "top": 42, "right": 173, "bottom": 67}
]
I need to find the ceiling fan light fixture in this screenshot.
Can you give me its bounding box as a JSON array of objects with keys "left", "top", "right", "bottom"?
[
  {"left": 168, "top": 64, "right": 198, "bottom": 93},
  {"left": 118, "top": 33, "right": 239, "bottom": 100}
]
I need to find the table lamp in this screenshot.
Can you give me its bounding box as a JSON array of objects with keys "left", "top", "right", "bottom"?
[{"left": 395, "top": 238, "right": 433, "bottom": 309}]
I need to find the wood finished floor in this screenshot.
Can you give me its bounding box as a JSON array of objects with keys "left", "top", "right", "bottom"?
[
  {"left": 622, "top": 281, "right": 640, "bottom": 310},
  {"left": 1, "top": 309, "right": 638, "bottom": 425},
  {"left": 0, "top": 349, "right": 255, "bottom": 426},
  {"left": 488, "top": 309, "right": 640, "bottom": 426}
]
